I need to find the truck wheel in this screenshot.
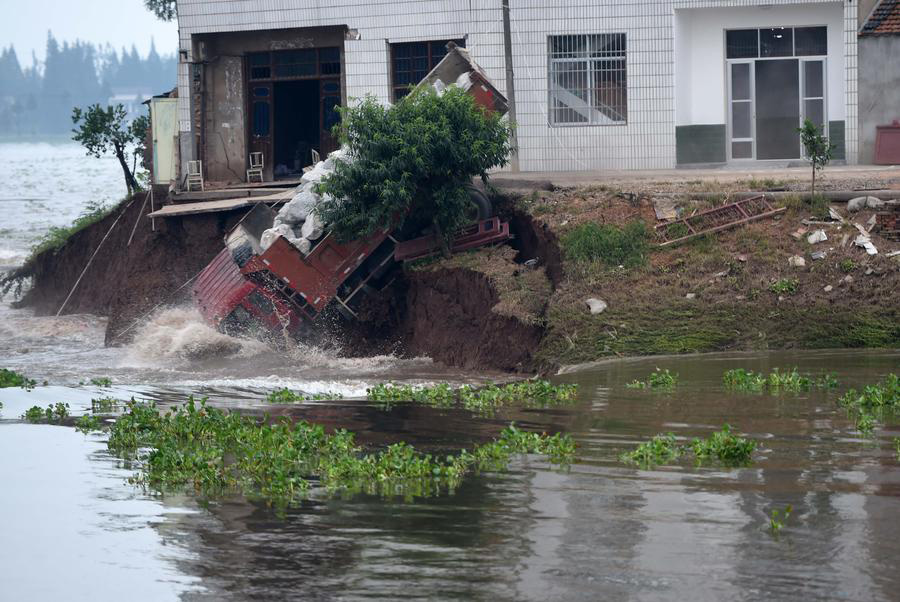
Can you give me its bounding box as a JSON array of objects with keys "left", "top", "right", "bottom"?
[{"left": 465, "top": 186, "right": 493, "bottom": 221}]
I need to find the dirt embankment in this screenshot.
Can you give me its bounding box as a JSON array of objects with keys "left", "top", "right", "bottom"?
[
  {"left": 9, "top": 184, "right": 899, "bottom": 373},
  {"left": 7, "top": 192, "right": 242, "bottom": 345}
]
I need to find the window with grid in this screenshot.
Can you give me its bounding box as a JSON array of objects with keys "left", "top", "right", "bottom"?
[
  {"left": 390, "top": 39, "right": 465, "bottom": 102},
  {"left": 548, "top": 34, "right": 627, "bottom": 126}
]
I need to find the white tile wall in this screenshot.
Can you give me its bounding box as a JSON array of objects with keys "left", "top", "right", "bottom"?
[{"left": 176, "top": 0, "right": 857, "bottom": 170}]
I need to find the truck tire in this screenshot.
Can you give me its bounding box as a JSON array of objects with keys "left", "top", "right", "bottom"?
[{"left": 466, "top": 185, "right": 493, "bottom": 221}]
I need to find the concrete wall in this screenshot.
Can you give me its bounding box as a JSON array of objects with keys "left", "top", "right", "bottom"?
[
  {"left": 175, "top": 0, "right": 859, "bottom": 174},
  {"left": 858, "top": 36, "right": 900, "bottom": 164}
]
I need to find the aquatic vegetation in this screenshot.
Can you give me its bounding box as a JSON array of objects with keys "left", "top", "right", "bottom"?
[
  {"left": 22, "top": 403, "right": 70, "bottom": 424},
  {"left": 0, "top": 368, "right": 37, "bottom": 390},
  {"left": 723, "top": 367, "right": 837, "bottom": 393},
  {"left": 620, "top": 433, "right": 682, "bottom": 467},
  {"left": 90, "top": 377, "right": 112, "bottom": 387},
  {"left": 265, "top": 388, "right": 344, "bottom": 403},
  {"left": 626, "top": 368, "right": 678, "bottom": 390},
  {"left": 836, "top": 374, "right": 899, "bottom": 434},
  {"left": 75, "top": 414, "right": 104, "bottom": 433},
  {"left": 690, "top": 425, "right": 757, "bottom": 466},
  {"left": 768, "top": 504, "right": 793, "bottom": 535},
  {"left": 367, "top": 380, "right": 577, "bottom": 415},
  {"left": 622, "top": 424, "right": 756, "bottom": 469},
  {"left": 91, "top": 397, "right": 121, "bottom": 413},
  {"left": 894, "top": 437, "right": 900, "bottom": 460},
  {"left": 105, "top": 397, "right": 575, "bottom": 506}
]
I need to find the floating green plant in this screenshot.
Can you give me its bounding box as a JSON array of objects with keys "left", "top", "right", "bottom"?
[
  {"left": 836, "top": 374, "right": 899, "bottom": 434},
  {"left": 620, "top": 433, "right": 682, "bottom": 467},
  {"left": 690, "top": 424, "right": 757, "bottom": 466},
  {"left": 769, "top": 504, "right": 793, "bottom": 535},
  {"left": 894, "top": 437, "right": 900, "bottom": 460},
  {"left": 622, "top": 424, "right": 756, "bottom": 469},
  {"left": 90, "top": 377, "right": 112, "bottom": 387},
  {"left": 367, "top": 380, "right": 577, "bottom": 415},
  {"left": 105, "top": 397, "right": 575, "bottom": 506},
  {"left": 626, "top": 368, "right": 678, "bottom": 390},
  {"left": 264, "top": 388, "right": 344, "bottom": 403},
  {"left": 75, "top": 414, "right": 104, "bottom": 433},
  {"left": 91, "top": 397, "right": 121, "bottom": 413},
  {"left": 0, "top": 368, "right": 37, "bottom": 390},
  {"left": 22, "top": 403, "right": 69, "bottom": 424},
  {"left": 723, "top": 367, "right": 837, "bottom": 393}
]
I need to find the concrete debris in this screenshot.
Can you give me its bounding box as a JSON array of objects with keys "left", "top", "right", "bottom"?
[
  {"left": 523, "top": 258, "right": 539, "bottom": 269},
  {"left": 807, "top": 229, "right": 827, "bottom": 244},
  {"left": 685, "top": 293, "right": 697, "bottom": 299},
  {"left": 712, "top": 270, "right": 728, "bottom": 278},
  {"left": 840, "top": 233, "right": 851, "bottom": 248},
  {"left": 735, "top": 253, "right": 748, "bottom": 262},
  {"left": 823, "top": 285, "right": 833, "bottom": 292},
  {"left": 828, "top": 206, "right": 847, "bottom": 223},
  {"left": 887, "top": 250, "right": 900, "bottom": 258},
  {"left": 866, "top": 214, "right": 877, "bottom": 232},
  {"left": 790, "top": 227, "right": 808, "bottom": 240},
  {"left": 301, "top": 211, "right": 325, "bottom": 240},
  {"left": 847, "top": 196, "right": 879, "bottom": 212},
  {"left": 841, "top": 275, "right": 854, "bottom": 285},
  {"left": 585, "top": 298, "right": 607, "bottom": 314},
  {"left": 854, "top": 234, "right": 878, "bottom": 255},
  {"left": 865, "top": 268, "right": 874, "bottom": 275},
  {"left": 788, "top": 255, "right": 806, "bottom": 268},
  {"left": 811, "top": 251, "right": 827, "bottom": 260}
]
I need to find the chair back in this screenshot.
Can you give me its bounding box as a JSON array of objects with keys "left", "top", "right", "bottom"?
[
  {"left": 187, "top": 160, "right": 202, "bottom": 176},
  {"left": 249, "top": 152, "right": 264, "bottom": 169}
]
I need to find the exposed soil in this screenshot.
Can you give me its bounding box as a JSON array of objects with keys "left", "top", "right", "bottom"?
[{"left": 8, "top": 184, "right": 899, "bottom": 374}]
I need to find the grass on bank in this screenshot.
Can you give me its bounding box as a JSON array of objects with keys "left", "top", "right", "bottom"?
[
  {"left": 560, "top": 220, "right": 649, "bottom": 268},
  {"left": 26, "top": 199, "right": 121, "bottom": 263},
  {"left": 95, "top": 397, "right": 575, "bottom": 506}
]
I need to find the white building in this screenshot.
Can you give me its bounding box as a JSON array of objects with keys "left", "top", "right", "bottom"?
[{"left": 174, "top": 0, "right": 859, "bottom": 182}]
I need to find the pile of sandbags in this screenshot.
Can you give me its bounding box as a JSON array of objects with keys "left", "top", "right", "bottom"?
[{"left": 259, "top": 147, "right": 352, "bottom": 254}]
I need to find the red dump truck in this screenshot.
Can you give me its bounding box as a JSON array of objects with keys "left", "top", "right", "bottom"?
[{"left": 193, "top": 45, "right": 512, "bottom": 338}]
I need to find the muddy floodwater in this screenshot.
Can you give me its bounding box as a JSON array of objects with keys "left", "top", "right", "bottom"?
[{"left": 2, "top": 342, "right": 899, "bottom": 601}]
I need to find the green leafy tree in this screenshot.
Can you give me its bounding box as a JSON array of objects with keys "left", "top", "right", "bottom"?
[
  {"left": 797, "top": 118, "right": 835, "bottom": 199},
  {"left": 315, "top": 86, "right": 512, "bottom": 252},
  {"left": 72, "top": 104, "right": 149, "bottom": 195},
  {"left": 144, "top": 0, "right": 176, "bottom": 21}
]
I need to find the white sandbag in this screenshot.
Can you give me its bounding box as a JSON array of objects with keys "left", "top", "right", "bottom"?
[
  {"left": 278, "top": 189, "right": 320, "bottom": 224},
  {"left": 300, "top": 163, "right": 327, "bottom": 184},
  {"left": 260, "top": 223, "right": 294, "bottom": 251},
  {"left": 328, "top": 146, "right": 352, "bottom": 165},
  {"left": 301, "top": 211, "right": 325, "bottom": 240},
  {"left": 286, "top": 236, "right": 311, "bottom": 255}
]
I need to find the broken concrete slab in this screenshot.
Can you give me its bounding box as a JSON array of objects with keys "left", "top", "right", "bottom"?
[
  {"left": 788, "top": 255, "right": 806, "bottom": 267},
  {"left": 811, "top": 251, "right": 827, "bottom": 260},
  {"left": 585, "top": 298, "right": 607, "bottom": 314},
  {"left": 854, "top": 234, "right": 878, "bottom": 255},
  {"left": 807, "top": 229, "right": 827, "bottom": 244},
  {"left": 847, "top": 196, "right": 879, "bottom": 212}
]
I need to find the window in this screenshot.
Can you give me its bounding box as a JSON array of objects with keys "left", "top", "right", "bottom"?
[
  {"left": 725, "top": 27, "right": 827, "bottom": 59},
  {"left": 248, "top": 48, "right": 341, "bottom": 80},
  {"left": 548, "top": 33, "right": 627, "bottom": 126},
  {"left": 390, "top": 39, "right": 465, "bottom": 101}
]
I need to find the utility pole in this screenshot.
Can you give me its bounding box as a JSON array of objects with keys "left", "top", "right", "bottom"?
[{"left": 501, "top": 0, "right": 519, "bottom": 172}]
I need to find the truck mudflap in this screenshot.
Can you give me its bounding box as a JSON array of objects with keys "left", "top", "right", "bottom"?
[
  {"left": 393, "top": 217, "right": 512, "bottom": 262},
  {"left": 192, "top": 247, "right": 304, "bottom": 338}
]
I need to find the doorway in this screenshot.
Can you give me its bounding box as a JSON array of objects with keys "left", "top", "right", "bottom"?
[{"left": 273, "top": 80, "right": 320, "bottom": 176}]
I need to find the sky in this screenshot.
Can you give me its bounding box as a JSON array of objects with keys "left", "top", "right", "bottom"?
[{"left": 1, "top": 0, "right": 179, "bottom": 65}]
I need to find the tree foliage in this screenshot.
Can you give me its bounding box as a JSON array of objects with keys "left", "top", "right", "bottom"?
[
  {"left": 315, "top": 86, "right": 512, "bottom": 246},
  {"left": 72, "top": 104, "right": 148, "bottom": 195},
  {"left": 797, "top": 118, "right": 835, "bottom": 198},
  {"left": 144, "top": 0, "right": 177, "bottom": 21}
]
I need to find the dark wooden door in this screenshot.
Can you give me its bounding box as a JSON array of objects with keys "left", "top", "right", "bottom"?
[{"left": 249, "top": 83, "right": 273, "bottom": 180}]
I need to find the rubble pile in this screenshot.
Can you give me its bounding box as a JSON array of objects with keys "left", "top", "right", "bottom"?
[{"left": 259, "top": 146, "right": 352, "bottom": 254}]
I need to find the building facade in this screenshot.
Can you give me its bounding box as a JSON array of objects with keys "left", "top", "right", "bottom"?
[{"left": 175, "top": 0, "right": 858, "bottom": 182}]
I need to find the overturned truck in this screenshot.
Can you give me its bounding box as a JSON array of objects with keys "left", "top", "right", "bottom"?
[{"left": 192, "top": 46, "right": 512, "bottom": 339}]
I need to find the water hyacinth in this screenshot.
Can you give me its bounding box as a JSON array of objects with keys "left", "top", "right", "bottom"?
[
  {"left": 0, "top": 368, "right": 37, "bottom": 390},
  {"left": 621, "top": 425, "right": 756, "bottom": 468},
  {"left": 105, "top": 397, "right": 576, "bottom": 506},
  {"left": 722, "top": 368, "right": 838, "bottom": 393},
  {"left": 264, "top": 388, "right": 344, "bottom": 403},
  {"left": 366, "top": 380, "right": 577, "bottom": 415},
  {"left": 836, "top": 374, "right": 899, "bottom": 435},
  {"left": 626, "top": 368, "right": 678, "bottom": 390}
]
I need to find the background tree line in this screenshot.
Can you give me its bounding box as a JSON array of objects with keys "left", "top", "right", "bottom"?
[{"left": 0, "top": 31, "right": 176, "bottom": 136}]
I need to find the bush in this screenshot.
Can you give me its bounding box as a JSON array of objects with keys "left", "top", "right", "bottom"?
[
  {"left": 316, "top": 86, "right": 512, "bottom": 247},
  {"left": 561, "top": 220, "right": 649, "bottom": 267}
]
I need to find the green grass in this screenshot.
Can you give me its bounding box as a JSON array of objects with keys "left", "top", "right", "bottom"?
[
  {"left": 264, "top": 388, "right": 344, "bottom": 403},
  {"left": 0, "top": 368, "right": 36, "bottom": 390},
  {"left": 626, "top": 368, "right": 678, "bottom": 390},
  {"left": 560, "top": 220, "right": 649, "bottom": 268},
  {"left": 105, "top": 397, "right": 576, "bottom": 506},
  {"left": 22, "top": 403, "right": 69, "bottom": 424},
  {"left": 27, "top": 200, "right": 119, "bottom": 262},
  {"left": 839, "top": 258, "right": 857, "bottom": 273},
  {"left": 367, "top": 380, "right": 578, "bottom": 415},
  {"left": 769, "top": 278, "right": 799, "bottom": 295}
]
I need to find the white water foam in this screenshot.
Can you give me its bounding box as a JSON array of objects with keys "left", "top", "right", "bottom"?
[{"left": 123, "top": 306, "right": 269, "bottom": 365}]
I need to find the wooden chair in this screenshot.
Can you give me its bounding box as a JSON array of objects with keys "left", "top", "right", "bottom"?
[
  {"left": 186, "top": 160, "right": 204, "bottom": 191},
  {"left": 247, "top": 152, "right": 264, "bottom": 183}
]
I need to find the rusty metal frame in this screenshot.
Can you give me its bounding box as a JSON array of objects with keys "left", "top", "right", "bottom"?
[{"left": 654, "top": 195, "right": 785, "bottom": 247}]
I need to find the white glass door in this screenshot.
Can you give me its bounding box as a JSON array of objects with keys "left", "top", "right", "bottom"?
[
  {"left": 728, "top": 61, "right": 754, "bottom": 160},
  {"left": 801, "top": 59, "right": 826, "bottom": 133}
]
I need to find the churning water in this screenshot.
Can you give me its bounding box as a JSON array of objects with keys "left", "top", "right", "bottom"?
[{"left": 1, "top": 141, "right": 899, "bottom": 601}]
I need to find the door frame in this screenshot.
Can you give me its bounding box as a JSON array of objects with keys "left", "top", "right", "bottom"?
[{"left": 726, "top": 59, "right": 756, "bottom": 163}]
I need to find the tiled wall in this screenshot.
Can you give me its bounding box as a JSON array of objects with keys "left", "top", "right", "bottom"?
[{"left": 176, "top": 0, "right": 858, "bottom": 171}]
